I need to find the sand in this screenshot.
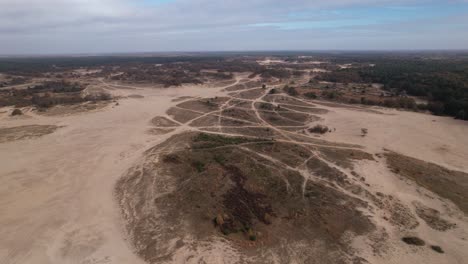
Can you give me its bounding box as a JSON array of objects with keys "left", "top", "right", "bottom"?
[
  {"left": 0, "top": 82, "right": 232, "bottom": 264},
  {"left": 1, "top": 77, "right": 468, "bottom": 264}
]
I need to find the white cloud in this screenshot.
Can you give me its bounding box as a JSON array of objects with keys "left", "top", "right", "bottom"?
[{"left": 0, "top": 0, "right": 467, "bottom": 53}]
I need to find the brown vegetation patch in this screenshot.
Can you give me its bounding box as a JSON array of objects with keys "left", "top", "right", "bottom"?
[
  {"left": 232, "top": 88, "right": 264, "bottom": 100},
  {"left": 219, "top": 117, "right": 253, "bottom": 127},
  {"left": 189, "top": 114, "right": 219, "bottom": 127},
  {"left": 228, "top": 99, "right": 251, "bottom": 109},
  {"left": 243, "top": 80, "right": 262, "bottom": 89},
  {"left": 287, "top": 133, "right": 363, "bottom": 149},
  {"left": 402, "top": 236, "right": 425, "bottom": 246},
  {"left": 171, "top": 96, "right": 193, "bottom": 102},
  {"left": 254, "top": 102, "right": 284, "bottom": 112},
  {"left": 222, "top": 108, "right": 261, "bottom": 124},
  {"left": 259, "top": 111, "right": 304, "bottom": 127},
  {"left": 116, "top": 132, "right": 375, "bottom": 263},
  {"left": 127, "top": 94, "right": 144, "bottom": 99},
  {"left": 37, "top": 101, "right": 109, "bottom": 116},
  {"left": 0, "top": 125, "right": 60, "bottom": 143},
  {"left": 280, "top": 104, "right": 329, "bottom": 114},
  {"left": 373, "top": 194, "right": 419, "bottom": 230},
  {"left": 150, "top": 116, "right": 179, "bottom": 127},
  {"left": 11, "top": 108, "right": 23, "bottom": 116},
  {"left": 245, "top": 141, "right": 310, "bottom": 167},
  {"left": 220, "top": 127, "right": 279, "bottom": 139},
  {"left": 147, "top": 128, "right": 176, "bottom": 135},
  {"left": 313, "top": 101, "right": 384, "bottom": 115},
  {"left": 413, "top": 201, "right": 456, "bottom": 231},
  {"left": 317, "top": 147, "right": 374, "bottom": 169},
  {"left": 167, "top": 107, "right": 203, "bottom": 123},
  {"left": 278, "top": 126, "right": 309, "bottom": 133},
  {"left": 176, "top": 97, "right": 229, "bottom": 113},
  {"left": 308, "top": 124, "right": 330, "bottom": 134},
  {"left": 277, "top": 111, "right": 312, "bottom": 123},
  {"left": 224, "top": 83, "right": 247, "bottom": 92},
  {"left": 431, "top": 245, "right": 444, "bottom": 253},
  {"left": 306, "top": 157, "right": 351, "bottom": 186},
  {"left": 264, "top": 95, "right": 315, "bottom": 107},
  {"left": 385, "top": 152, "right": 468, "bottom": 214}
]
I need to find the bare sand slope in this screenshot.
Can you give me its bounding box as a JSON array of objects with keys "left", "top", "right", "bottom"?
[
  {"left": 1, "top": 79, "right": 468, "bottom": 264},
  {"left": 0, "top": 84, "right": 228, "bottom": 264}
]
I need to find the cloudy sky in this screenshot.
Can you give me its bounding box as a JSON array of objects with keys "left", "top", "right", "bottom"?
[{"left": 0, "top": 0, "right": 467, "bottom": 54}]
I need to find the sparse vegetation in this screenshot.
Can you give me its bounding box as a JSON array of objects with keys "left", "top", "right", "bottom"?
[
  {"left": 304, "top": 92, "right": 317, "bottom": 99},
  {"left": 193, "top": 133, "right": 267, "bottom": 148},
  {"left": 308, "top": 125, "right": 329, "bottom": 134},
  {"left": 192, "top": 160, "right": 205, "bottom": 172},
  {"left": 283, "top": 85, "right": 298, "bottom": 96},
  {"left": 0, "top": 81, "right": 111, "bottom": 109},
  {"left": 385, "top": 152, "right": 468, "bottom": 214},
  {"left": 361, "top": 128, "right": 368, "bottom": 137}
]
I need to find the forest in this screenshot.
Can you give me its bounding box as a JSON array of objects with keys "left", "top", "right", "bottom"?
[{"left": 316, "top": 57, "right": 468, "bottom": 120}]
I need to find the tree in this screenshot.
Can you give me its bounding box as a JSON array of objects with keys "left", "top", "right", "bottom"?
[{"left": 456, "top": 110, "right": 466, "bottom": 120}]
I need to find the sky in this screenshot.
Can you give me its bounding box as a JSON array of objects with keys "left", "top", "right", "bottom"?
[{"left": 0, "top": 0, "right": 467, "bottom": 55}]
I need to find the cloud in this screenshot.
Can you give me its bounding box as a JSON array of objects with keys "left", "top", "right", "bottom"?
[{"left": 0, "top": 0, "right": 467, "bottom": 53}]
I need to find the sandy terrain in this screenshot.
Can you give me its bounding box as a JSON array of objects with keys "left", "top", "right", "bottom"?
[
  {"left": 1, "top": 76, "right": 468, "bottom": 264},
  {"left": 0, "top": 81, "right": 234, "bottom": 264}
]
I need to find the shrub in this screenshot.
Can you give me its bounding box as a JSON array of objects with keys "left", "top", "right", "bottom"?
[
  {"left": 162, "top": 154, "right": 180, "bottom": 163},
  {"left": 323, "top": 91, "right": 340, "bottom": 100},
  {"left": 304, "top": 92, "right": 317, "bottom": 99},
  {"left": 283, "top": 86, "right": 298, "bottom": 96},
  {"left": 361, "top": 128, "right": 368, "bottom": 137},
  {"left": 247, "top": 228, "right": 257, "bottom": 241},
  {"left": 402, "top": 236, "right": 425, "bottom": 246},
  {"left": 213, "top": 154, "right": 226, "bottom": 165},
  {"left": 192, "top": 160, "right": 205, "bottom": 173},
  {"left": 11, "top": 108, "right": 23, "bottom": 116},
  {"left": 259, "top": 103, "right": 274, "bottom": 110},
  {"left": 308, "top": 125, "right": 329, "bottom": 134},
  {"left": 430, "top": 245, "right": 444, "bottom": 254}
]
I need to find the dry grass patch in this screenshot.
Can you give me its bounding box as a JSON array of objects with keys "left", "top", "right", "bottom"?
[
  {"left": 385, "top": 152, "right": 468, "bottom": 215},
  {"left": 279, "top": 104, "right": 329, "bottom": 114},
  {"left": 167, "top": 107, "right": 203, "bottom": 123},
  {"left": 317, "top": 147, "right": 374, "bottom": 169},
  {"left": 150, "top": 116, "right": 179, "bottom": 127},
  {"left": 0, "top": 125, "right": 60, "bottom": 143},
  {"left": 176, "top": 97, "right": 229, "bottom": 113},
  {"left": 413, "top": 201, "right": 456, "bottom": 231},
  {"left": 232, "top": 88, "right": 264, "bottom": 100},
  {"left": 116, "top": 132, "right": 375, "bottom": 263}
]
